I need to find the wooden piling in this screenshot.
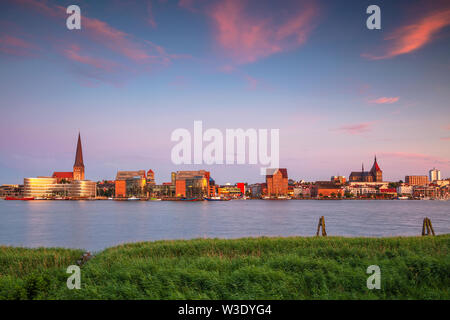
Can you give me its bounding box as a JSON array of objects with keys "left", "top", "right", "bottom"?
[
  {"left": 316, "top": 216, "right": 327, "bottom": 236},
  {"left": 422, "top": 217, "right": 435, "bottom": 236}
]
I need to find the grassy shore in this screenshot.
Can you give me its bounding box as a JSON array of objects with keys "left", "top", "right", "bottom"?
[{"left": 1, "top": 236, "right": 449, "bottom": 300}]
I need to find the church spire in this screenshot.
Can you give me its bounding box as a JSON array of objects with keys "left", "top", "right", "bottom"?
[
  {"left": 74, "top": 132, "right": 84, "bottom": 168},
  {"left": 73, "top": 132, "right": 85, "bottom": 181}
]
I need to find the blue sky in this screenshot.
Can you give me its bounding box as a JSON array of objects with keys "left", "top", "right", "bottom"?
[{"left": 0, "top": 0, "right": 449, "bottom": 184}]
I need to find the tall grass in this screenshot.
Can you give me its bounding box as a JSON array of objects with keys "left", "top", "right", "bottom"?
[
  {"left": 0, "top": 246, "right": 83, "bottom": 299},
  {"left": 1, "top": 236, "right": 448, "bottom": 299}
]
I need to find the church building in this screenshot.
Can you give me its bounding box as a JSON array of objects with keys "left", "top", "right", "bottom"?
[{"left": 349, "top": 156, "right": 383, "bottom": 182}]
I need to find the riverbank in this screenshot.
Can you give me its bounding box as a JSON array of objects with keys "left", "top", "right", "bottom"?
[{"left": 1, "top": 235, "right": 448, "bottom": 299}]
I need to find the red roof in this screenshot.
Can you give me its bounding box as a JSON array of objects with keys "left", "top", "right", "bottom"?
[{"left": 52, "top": 172, "right": 73, "bottom": 179}]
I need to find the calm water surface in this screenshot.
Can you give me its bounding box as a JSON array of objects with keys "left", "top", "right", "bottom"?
[{"left": 0, "top": 200, "right": 449, "bottom": 251}]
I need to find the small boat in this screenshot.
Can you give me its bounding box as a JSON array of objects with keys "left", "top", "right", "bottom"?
[
  {"left": 107, "top": 197, "right": 114, "bottom": 200},
  {"left": 127, "top": 196, "right": 140, "bottom": 201},
  {"left": 5, "top": 197, "right": 34, "bottom": 201},
  {"left": 397, "top": 196, "right": 409, "bottom": 200},
  {"left": 205, "top": 197, "right": 230, "bottom": 201},
  {"left": 180, "top": 197, "right": 203, "bottom": 201},
  {"left": 150, "top": 197, "right": 162, "bottom": 201}
]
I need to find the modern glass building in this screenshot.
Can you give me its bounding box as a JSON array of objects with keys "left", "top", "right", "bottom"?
[{"left": 23, "top": 177, "right": 96, "bottom": 198}]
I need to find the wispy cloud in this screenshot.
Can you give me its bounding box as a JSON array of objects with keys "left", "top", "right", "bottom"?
[
  {"left": 381, "top": 152, "right": 450, "bottom": 166},
  {"left": 334, "top": 122, "right": 373, "bottom": 135},
  {"left": 62, "top": 45, "right": 119, "bottom": 72},
  {"left": 363, "top": 8, "right": 450, "bottom": 60},
  {"left": 440, "top": 137, "right": 450, "bottom": 141},
  {"left": 147, "top": 1, "right": 157, "bottom": 28},
  {"left": 0, "top": 35, "right": 38, "bottom": 57},
  {"left": 368, "top": 97, "right": 400, "bottom": 104},
  {"left": 9, "top": 0, "right": 189, "bottom": 84},
  {"left": 181, "top": 0, "right": 319, "bottom": 65}
]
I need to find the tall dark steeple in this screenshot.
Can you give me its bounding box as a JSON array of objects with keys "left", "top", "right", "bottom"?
[
  {"left": 370, "top": 155, "right": 382, "bottom": 182},
  {"left": 73, "top": 132, "right": 85, "bottom": 180}
]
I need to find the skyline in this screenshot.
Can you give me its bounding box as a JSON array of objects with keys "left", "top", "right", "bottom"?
[{"left": 1, "top": 0, "right": 450, "bottom": 184}]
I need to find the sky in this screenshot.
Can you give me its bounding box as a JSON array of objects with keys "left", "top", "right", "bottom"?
[{"left": 0, "top": 0, "right": 449, "bottom": 185}]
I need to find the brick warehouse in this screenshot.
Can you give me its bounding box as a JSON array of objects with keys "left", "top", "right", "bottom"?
[{"left": 266, "top": 168, "right": 288, "bottom": 197}]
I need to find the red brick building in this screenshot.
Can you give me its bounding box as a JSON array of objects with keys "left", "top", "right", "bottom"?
[
  {"left": 311, "top": 182, "right": 343, "bottom": 198},
  {"left": 405, "top": 175, "right": 429, "bottom": 186},
  {"left": 266, "top": 168, "right": 288, "bottom": 197},
  {"left": 174, "top": 170, "right": 211, "bottom": 198}
]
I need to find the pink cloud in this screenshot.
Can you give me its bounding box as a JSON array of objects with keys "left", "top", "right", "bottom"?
[
  {"left": 381, "top": 152, "right": 450, "bottom": 166},
  {"left": 0, "top": 35, "right": 38, "bottom": 57},
  {"left": 62, "top": 45, "right": 119, "bottom": 72},
  {"left": 363, "top": 9, "right": 450, "bottom": 60},
  {"left": 10, "top": 0, "right": 189, "bottom": 84},
  {"left": 147, "top": 1, "right": 157, "bottom": 28},
  {"left": 334, "top": 122, "right": 373, "bottom": 135},
  {"left": 368, "top": 97, "right": 400, "bottom": 104},
  {"left": 204, "top": 0, "right": 319, "bottom": 64},
  {"left": 440, "top": 137, "right": 450, "bottom": 141}
]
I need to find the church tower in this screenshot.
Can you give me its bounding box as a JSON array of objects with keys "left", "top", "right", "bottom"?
[
  {"left": 370, "top": 155, "right": 382, "bottom": 182},
  {"left": 73, "top": 133, "right": 85, "bottom": 181}
]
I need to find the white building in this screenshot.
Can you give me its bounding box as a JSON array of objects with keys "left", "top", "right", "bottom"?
[
  {"left": 429, "top": 168, "right": 441, "bottom": 182},
  {"left": 397, "top": 184, "right": 413, "bottom": 196}
]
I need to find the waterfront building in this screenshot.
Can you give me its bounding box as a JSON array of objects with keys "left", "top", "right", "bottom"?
[
  {"left": 331, "top": 176, "right": 346, "bottom": 184},
  {"left": 146, "top": 169, "right": 155, "bottom": 185},
  {"left": 236, "top": 183, "right": 246, "bottom": 195},
  {"left": 114, "top": 170, "right": 147, "bottom": 198},
  {"left": 379, "top": 188, "right": 397, "bottom": 198},
  {"left": 0, "top": 184, "right": 22, "bottom": 198},
  {"left": 413, "top": 185, "right": 439, "bottom": 198},
  {"left": 397, "top": 184, "right": 413, "bottom": 196},
  {"left": 311, "top": 181, "right": 343, "bottom": 198},
  {"left": 148, "top": 183, "right": 176, "bottom": 198},
  {"left": 405, "top": 175, "right": 429, "bottom": 186},
  {"left": 349, "top": 156, "right": 383, "bottom": 182},
  {"left": 429, "top": 168, "right": 441, "bottom": 182},
  {"left": 217, "top": 185, "right": 242, "bottom": 197},
  {"left": 249, "top": 183, "right": 263, "bottom": 198},
  {"left": 266, "top": 168, "right": 288, "bottom": 197},
  {"left": 23, "top": 177, "right": 96, "bottom": 198},
  {"left": 173, "top": 170, "right": 211, "bottom": 198}
]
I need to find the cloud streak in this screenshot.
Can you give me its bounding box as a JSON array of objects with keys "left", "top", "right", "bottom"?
[
  {"left": 368, "top": 97, "right": 400, "bottom": 104},
  {"left": 202, "top": 0, "right": 319, "bottom": 64},
  {"left": 0, "top": 35, "right": 38, "bottom": 57},
  {"left": 381, "top": 152, "right": 450, "bottom": 166},
  {"left": 363, "top": 8, "right": 450, "bottom": 60},
  {"left": 334, "top": 122, "right": 373, "bottom": 135}
]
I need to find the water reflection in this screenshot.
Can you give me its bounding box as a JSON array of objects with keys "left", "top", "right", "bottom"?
[{"left": 0, "top": 200, "right": 448, "bottom": 251}]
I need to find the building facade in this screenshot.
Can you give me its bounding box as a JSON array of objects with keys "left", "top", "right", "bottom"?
[
  {"left": 114, "top": 170, "right": 148, "bottom": 198},
  {"left": 23, "top": 177, "right": 96, "bottom": 198},
  {"left": 266, "top": 168, "right": 288, "bottom": 197},
  {"left": 429, "top": 168, "right": 441, "bottom": 182},
  {"left": 173, "top": 170, "right": 211, "bottom": 198},
  {"left": 405, "top": 175, "right": 429, "bottom": 186},
  {"left": 349, "top": 156, "right": 383, "bottom": 182}
]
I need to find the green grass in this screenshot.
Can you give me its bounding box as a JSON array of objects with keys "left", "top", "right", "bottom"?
[{"left": 1, "top": 236, "right": 449, "bottom": 299}]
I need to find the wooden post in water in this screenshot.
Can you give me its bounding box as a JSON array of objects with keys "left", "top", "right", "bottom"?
[
  {"left": 422, "top": 217, "right": 436, "bottom": 236},
  {"left": 316, "top": 216, "right": 327, "bottom": 236}
]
